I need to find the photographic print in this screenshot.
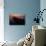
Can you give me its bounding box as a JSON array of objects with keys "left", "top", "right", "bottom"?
[{"left": 9, "top": 13, "right": 25, "bottom": 25}]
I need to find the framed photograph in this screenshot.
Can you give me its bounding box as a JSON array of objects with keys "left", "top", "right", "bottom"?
[{"left": 9, "top": 13, "right": 25, "bottom": 25}]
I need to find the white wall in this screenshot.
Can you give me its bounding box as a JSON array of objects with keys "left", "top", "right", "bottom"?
[
  {"left": 40, "top": 0, "right": 46, "bottom": 27},
  {"left": 4, "top": 0, "right": 40, "bottom": 42},
  {"left": 0, "top": 0, "right": 4, "bottom": 42},
  {"left": 40, "top": 0, "right": 46, "bottom": 45},
  {"left": 0, "top": 0, "right": 40, "bottom": 42}
]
